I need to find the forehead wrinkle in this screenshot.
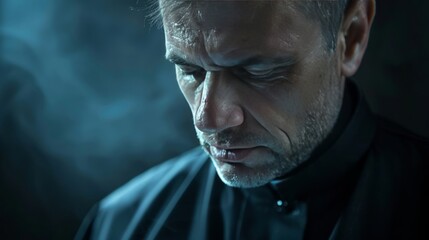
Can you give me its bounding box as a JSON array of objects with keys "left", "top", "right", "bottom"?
[
  {"left": 163, "top": 0, "right": 308, "bottom": 69},
  {"left": 194, "top": 2, "right": 282, "bottom": 67},
  {"left": 161, "top": 0, "right": 203, "bottom": 46}
]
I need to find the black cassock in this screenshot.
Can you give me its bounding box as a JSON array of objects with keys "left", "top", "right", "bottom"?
[{"left": 76, "top": 81, "right": 429, "bottom": 240}]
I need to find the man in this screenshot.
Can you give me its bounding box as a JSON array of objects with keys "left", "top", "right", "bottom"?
[{"left": 76, "top": 0, "right": 429, "bottom": 239}]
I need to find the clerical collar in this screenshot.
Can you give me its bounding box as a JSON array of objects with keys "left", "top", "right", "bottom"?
[{"left": 267, "top": 79, "right": 376, "bottom": 204}]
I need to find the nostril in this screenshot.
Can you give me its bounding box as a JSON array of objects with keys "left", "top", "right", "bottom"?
[
  {"left": 227, "top": 106, "right": 244, "bottom": 128},
  {"left": 194, "top": 102, "right": 244, "bottom": 134},
  {"left": 193, "top": 72, "right": 244, "bottom": 133},
  {"left": 194, "top": 100, "right": 216, "bottom": 133}
]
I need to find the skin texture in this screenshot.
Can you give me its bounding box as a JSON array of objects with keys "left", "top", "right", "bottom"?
[{"left": 161, "top": 0, "right": 375, "bottom": 188}]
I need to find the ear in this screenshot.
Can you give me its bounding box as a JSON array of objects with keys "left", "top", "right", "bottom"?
[{"left": 339, "top": 0, "right": 376, "bottom": 77}]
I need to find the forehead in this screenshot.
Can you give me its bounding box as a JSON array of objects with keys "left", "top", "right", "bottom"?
[
  {"left": 160, "top": 0, "right": 293, "bottom": 37},
  {"left": 165, "top": 1, "right": 282, "bottom": 24},
  {"left": 160, "top": 1, "right": 319, "bottom": 67}
]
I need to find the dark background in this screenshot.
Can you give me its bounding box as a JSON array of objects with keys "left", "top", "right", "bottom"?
[{"left": 0, "top": 0, "right": 428, "bottom": 239}]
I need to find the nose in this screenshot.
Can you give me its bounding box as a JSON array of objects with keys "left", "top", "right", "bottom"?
[{"left": 194, "top": 71, "right": 244, "bottom": 134}]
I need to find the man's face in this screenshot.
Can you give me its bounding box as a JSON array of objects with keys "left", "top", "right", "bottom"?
[{"left": 162, "top": 1, "right": 345, "bottom": 188}]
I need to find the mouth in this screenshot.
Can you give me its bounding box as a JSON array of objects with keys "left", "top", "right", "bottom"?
[{"left": 208, "top": 145, "right": 261, "bottom": 163}]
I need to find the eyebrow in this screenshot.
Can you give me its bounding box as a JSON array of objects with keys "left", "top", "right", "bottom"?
[
  {"left": 165, "top": 53, "right": 296, "bottom": 69},
  {"left": 166, "top": 54, "right": 197, "bottom": 67}
]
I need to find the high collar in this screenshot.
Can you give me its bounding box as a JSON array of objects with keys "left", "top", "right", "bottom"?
[{"left": 265, "top": 80, "right": 377, "bottom": 204}]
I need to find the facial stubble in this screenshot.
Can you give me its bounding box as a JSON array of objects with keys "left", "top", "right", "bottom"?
[{"left": 197, "top": 71, "right": 343, "bottom": 189}]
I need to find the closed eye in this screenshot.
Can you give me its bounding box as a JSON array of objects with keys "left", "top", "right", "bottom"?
[
  {"left": 240, "top": 67, "right": 285, "bottom": 81},
  {"left": 178, "top": 65, "right": 206, "bottom": 81},
  {"left": 247, "top": 69, "right": 274, "bottom": 77}
]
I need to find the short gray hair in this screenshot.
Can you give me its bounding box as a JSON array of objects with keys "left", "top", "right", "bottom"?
[
  {"left": 296, "top": 0, "right": 350, "bottom": 49},
  {"left": 144, "top": 0, "right": 350, "bottom": 50}
]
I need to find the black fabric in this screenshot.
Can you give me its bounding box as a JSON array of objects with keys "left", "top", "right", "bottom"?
[{"left": 75, "top": 80, "right": 429, "bottom": 240}]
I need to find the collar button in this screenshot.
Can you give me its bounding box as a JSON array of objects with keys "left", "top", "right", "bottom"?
[{"left": 274, "top": 200, "right": 288, "bottom": 213}]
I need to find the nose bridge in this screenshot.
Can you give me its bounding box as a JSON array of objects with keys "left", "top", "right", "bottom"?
[{"left": 194, "top": 71, "right": 244, "bottom": 133}]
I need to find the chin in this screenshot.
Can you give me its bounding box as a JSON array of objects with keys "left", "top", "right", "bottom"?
[{"left": 213, "top": 160, "right": 276, "bottom": 188}]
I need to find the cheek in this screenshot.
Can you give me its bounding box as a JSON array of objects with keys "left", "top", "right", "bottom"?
[
  {"left": 295, "top": 56, "right": 337, "bottom": 105},
  {"left": 237, "top": 83, "right": 304, "bottom": 140},
  {"left": 176, "top": 72, "right": 202, "bottom": 116},
  {"left": 240, "top": 68, "right": 328, "bottom": 145}
]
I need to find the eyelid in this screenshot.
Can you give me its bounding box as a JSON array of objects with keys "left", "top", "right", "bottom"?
[
  {"left": 246, "top": 68, "right": 274, "bottom": 75},
  {"left": 177, "top": 64, "right": 203, "bottom": 73},
  {"left": 245, "top": 65, "right": 285, "bottom": 77},
  {"left": 244, "top": 63, "right": 289, "bottom": 75},
  {"left": 243, "top": 67, "right": 290, "bottom": 85}
]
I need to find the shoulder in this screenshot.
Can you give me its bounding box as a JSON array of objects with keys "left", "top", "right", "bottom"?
[
  {"left": 372, "top": 116, "right": 429, "bottom": 163},
  {"left": 75, "top": 147, "right": 211, "bottom": 240},
  {"left": 343, "top": 116, "right": 429, "bottom": 238},
  {"left": 101, "top": 147, "right": 208, "bottom": 209},
  {"left": 361, "top": 115, "right": 429, "bottom": 201}
]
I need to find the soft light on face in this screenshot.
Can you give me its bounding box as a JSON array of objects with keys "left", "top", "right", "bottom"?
[{"left": 162, "top": 1, "right": 345, "bottom": 188}]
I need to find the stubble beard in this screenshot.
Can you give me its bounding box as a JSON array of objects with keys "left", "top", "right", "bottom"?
[{"left": 197, "top": 75, "right": 344, "bottom": 188}]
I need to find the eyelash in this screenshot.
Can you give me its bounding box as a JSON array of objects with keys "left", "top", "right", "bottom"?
[
  {"left": 179, "top": 66, "right": 206, "bottom": 80},
  {"left": 178, "top": 66, "right": 285, "bottom": 83},
  {"left": 248, "top": 71, "right": 275, "bottom": 80},
  {"left": 239, "top": 68, "right": 284, "bottom": 82}
]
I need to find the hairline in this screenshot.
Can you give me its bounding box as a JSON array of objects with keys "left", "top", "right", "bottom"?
[{"left": 146, "top": 0, "right": 350, "bottom": 50}]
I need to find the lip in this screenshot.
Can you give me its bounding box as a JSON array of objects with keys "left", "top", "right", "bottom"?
[{"left": 209, "top": 145, "right": 259, "bottom": 163}]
